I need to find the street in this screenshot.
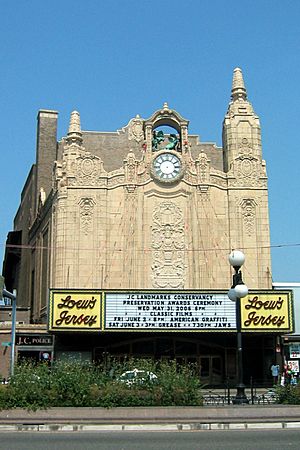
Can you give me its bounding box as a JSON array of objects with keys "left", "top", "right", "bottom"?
[{"left": 0, "top": 429, "right": 300, "bottom": 450}]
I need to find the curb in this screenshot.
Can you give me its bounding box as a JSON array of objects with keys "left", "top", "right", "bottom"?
[{"left": 1, "top": 421, "right": 300, "bottom": 432}]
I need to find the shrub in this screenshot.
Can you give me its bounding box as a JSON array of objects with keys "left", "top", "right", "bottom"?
[
  {"left": 0, "top": 385, "right": 9, "bottom": 410},
  {"left": 48, "top": 360, "right": 98, "bottom": 407},
  {"left": 6, "top": 361, "right": 51, "bottom": 410},
  {"left": 112, "top": 358, "right": 203, "bottom": 406},
  {"left": 275, "top": 384, "right": 300, "bottom": 405},
  {"left": 154, "top": 360, "right": 203, "bottom": 406},
  {"left": 0, "top": 358, "right": 203, "bottom": 410}
]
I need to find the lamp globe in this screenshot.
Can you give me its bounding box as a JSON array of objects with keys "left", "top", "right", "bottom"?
[
  {"left": 228, "top": 250, "right": 245, "bottom": 268},
  {"left": 234, "top": 284, "right": 248, "bottom": 298},
  {"left": 228, "top": 288, "right": 238, "bottom": 302}
]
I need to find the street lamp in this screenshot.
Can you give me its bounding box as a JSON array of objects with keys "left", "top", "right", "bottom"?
[{"left": 228, "top": 250, "right": 249, "bottom": 405}]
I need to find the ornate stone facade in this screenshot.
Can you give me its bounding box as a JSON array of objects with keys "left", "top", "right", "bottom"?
[
  {"left": 0, "top": 70, "right": 276, "bottom": 384},
  {"left": 151, "top": 201, "right": 186, "bottom": 288},
  {"left": 5, "top": 68, "right": 272, "bottom": 319}
]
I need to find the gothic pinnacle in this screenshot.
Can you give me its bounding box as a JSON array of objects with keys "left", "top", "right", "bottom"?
[
  {"left": 67, "top": 110, "right": 83, "bottom": 144},
  {"left": 68, "top": 110, "right": 81, "bottom": 134},
  {"left": 231, "top": 67, "right": 247, "bottom": 101}
]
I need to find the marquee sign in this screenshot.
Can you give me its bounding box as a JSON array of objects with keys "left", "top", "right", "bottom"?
[
  {"left": 240, "top": 291, "right": 293, "bottom": 332},
  {"left": 104, "top": 292, "right": 236, "bottom": 331},
  {"left": 48, "top": 289, "right": 293, "bottom": 334},
  {"left": 49, "top": 290, "right": 102, "bottom": 332}
]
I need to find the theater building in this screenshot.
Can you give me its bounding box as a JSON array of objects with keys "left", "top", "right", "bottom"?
[{"left": 1, "top": 68, "right": 293, "bottom": 384}]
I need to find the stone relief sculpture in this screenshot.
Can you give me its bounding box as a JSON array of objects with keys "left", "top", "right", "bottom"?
[
  {"left": 76, "top": 155, "right": 104, "bottom": 186},
  {"left": 128, "top": 115, "right": 145, "bottom": 143},
  {"left": 196, "top": 151, "right": 210, "bottom": 184},
  {"left": 79, "top": 197, "right": 96, "bottom": 236},
  {"left": 234, "top": 156, "right": 259, "bottom": 186},
  {"left": 124, "top": 150, "right": 137, "bottom": 184},
  {"left": 239, "top": 137, "right": 253, "bottom": 156},
  {"left": 241, "top": 198, "right": 256, "bottom": 237},
  {"left": 228, "top": 137, "right": 268, "bottom": 188},
  {"left": 151, "top": 201, "right": 186, "bottom": 288}
]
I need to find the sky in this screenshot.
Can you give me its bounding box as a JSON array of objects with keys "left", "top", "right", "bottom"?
[{"left": 0, "top": 0, "right": 300, "bottom": 283}]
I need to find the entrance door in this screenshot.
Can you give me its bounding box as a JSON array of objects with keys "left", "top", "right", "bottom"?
[{"left": 200, "top": 356, "right": 222, "bottom": 385}]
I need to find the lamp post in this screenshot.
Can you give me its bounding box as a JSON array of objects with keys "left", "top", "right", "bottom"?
[{"left": 228, "top": 250, "right": 249, "bottom": 405}]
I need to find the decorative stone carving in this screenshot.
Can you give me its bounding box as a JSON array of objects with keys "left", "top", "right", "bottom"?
[
  {"left": 241, "top": 198, "right": 256, "bottom": 236},
  {"left": 238, "top": 137, "right": 253, "bottom": 156},
  {"left": 229, "top": 154, "right": 259, "bottom": 187},
  {"left": 184, "top": 171, "right": 198, "bottom": 185},
  {"left": 181, "top": 158, "right": 196, "bottom": 185},
  {"left": 107, "top": 174, "right": 125, "bottom": 187},
  {"left": 55, "top": 204, "right": 66, "bottom": 214},
  {"left": 181, "top": 125, "right": 188, "bottom": 145},
  {"left": 151, "top": 201, "right": 186, "bottom": 288},
  {"left": 137, "top": 168, "right": 151, "bottom": 184},
  {"left": 67, "top": 178, "right": 76, "bottom": 187},
  {"left": 79, "top": 197, "right": 96, "bottom": 236},
  {"left": 197, "top": 186, "right": 209, "bottom": 197},
  {"left": 128, "top": 115, "right": 145, "bottom": 143},
  {"left": 125, "top": 185, "right": 136, "bottom": 193},
  {"left": 210, "top": 174, "right": 227, "bottom": 188},
  {"left": 76, "top": 154, "right": 103, "bottom": 186},
  {"left": 195, "top": 151, "right": 210, "bottom": 184},
  {"left": 57, "top": 160, "right": 68, "bottom": 194},
  {"left": 124, "top": 150, "right": 137, "bottom": 184},
  {"left": 145, "top": 125, "right": 153, "bottom": 154}
]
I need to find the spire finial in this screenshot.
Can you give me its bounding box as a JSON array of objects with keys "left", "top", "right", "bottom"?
[
  {"left": 68, "top": 110, "right": 81, "bottom": 134},
  {"left": 231, "top": 67, "right": 247, "bottom": 101},
  {"left": 67, "top": 110, "right": 83, "bottom": 144}
]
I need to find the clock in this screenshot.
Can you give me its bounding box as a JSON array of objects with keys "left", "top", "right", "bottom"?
[{"left": 152, "top": 152, "right": 182, "bottom": 182}]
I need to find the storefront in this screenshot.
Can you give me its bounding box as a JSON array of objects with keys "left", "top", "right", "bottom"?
[{"left": 48, "top": 288, "right": 293, "bottom": 386}]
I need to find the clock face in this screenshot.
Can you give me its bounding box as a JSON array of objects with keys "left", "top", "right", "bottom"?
[{"left": 152, "top": 153, "right": 182, "bottom": 181}]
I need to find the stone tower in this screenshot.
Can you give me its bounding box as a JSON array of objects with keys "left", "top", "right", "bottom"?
[{"left": 223, "top": 68, "right": 272, "bottom": 288}]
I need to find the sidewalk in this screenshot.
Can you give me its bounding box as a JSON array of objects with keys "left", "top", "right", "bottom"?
[{"left": 1, "top": 404, "right": 300, "bottom": 432}]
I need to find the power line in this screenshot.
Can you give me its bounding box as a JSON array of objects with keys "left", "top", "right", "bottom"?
[{"left": 3, "top": 242, "right": 300, "bottom": 253}]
